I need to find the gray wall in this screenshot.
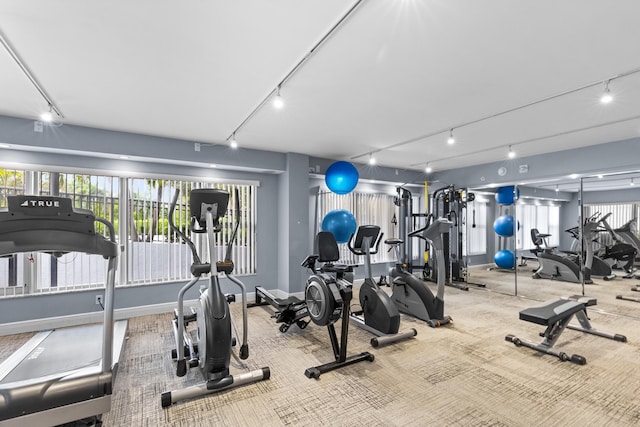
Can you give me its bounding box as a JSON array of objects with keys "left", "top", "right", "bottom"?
[
  {"left": 3, "top": 113, "right": 638, "bottom": 324},
  {"left": 277, "top": 153, "right": 311, "bottom": 294},
  {"left": 433, "top": 138, "right": 640, "bottom": 264},
  {"left": 432, "top": 137, "right": 640, "bottom": 190},
  {"left": 0, "top": 115, "right": 424, "bottom": 324}
]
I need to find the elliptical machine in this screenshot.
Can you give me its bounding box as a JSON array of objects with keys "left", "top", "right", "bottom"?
[
  {"left": 161, "top": 188, "right": 269, "bottom": 407},
  {"left": 301, "top": 231, "right": 375, "bottom": 379},
  {"left": 386, "top": 218, "right": 453, "bottom": 327},
  {"left": 596, "top": 213, "right": 638, "bottom": 278},
  {"left": 347, "top": 225, "right": 417, "bottom": 347}
]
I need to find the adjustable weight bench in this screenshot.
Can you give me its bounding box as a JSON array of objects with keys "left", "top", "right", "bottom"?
[{"left": 505, "top": 295, "right": 627, "bottom": 365}]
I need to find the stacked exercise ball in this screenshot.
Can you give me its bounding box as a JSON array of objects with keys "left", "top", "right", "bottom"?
[
  {"left": 321, "top": 209, "right": 357, "bottom": 244},
  {"left": 325, "top": 161, "right": 359, "bottom": 195},
  {"left": 493, "top": 185, "right": 518, "bottom": 269},
  {"left": 493, "top": 214, "right": 517, "bottom": 237},
  {"left": 494, "top": 249, "right": 516, "bottom": 270},
  {"left": 321, "top": 161, "right": 359, "bottom": 243},
  {"left": 494, "top": 185, "right": 520, "bottom": 206}
]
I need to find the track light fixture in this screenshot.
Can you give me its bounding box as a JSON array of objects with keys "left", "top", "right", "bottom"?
[
  {"left": 355, "top": 68, "right": 640, "bottom": 168},
  {"left": 425, "top": 164, "right": 432, "bottom": 173},
  {"left": 273, "top": 86, "right": 284, "bottom": 109},
  {"left": 225, "top": 1, "right": 364, "bottom": 150},
  {"left": 368, "top": 153, "right": 376, "bottom": 165},
  {"left": 447, "top": 129, "right": 455, "bottom": 145},
  {"left": 600, "top": 80, "right": 613, "bottom": 104},
  {"left": 631, "top": 178, "right": 635, "bottom": 186},
  {"left": 230, "top": 133, "right": 238, "bottom": 149},
  {"left": 555, "top": 185, "right": 559, "bottom": 192},
  {"left": 40, "top": 104, "right": 53, "bottom": 123},
  {"left": 0, "top": 32, "right": 64, "bottom": 122},
  {"left": 508, "top": 145, "right": 516, "bottom": 159}
]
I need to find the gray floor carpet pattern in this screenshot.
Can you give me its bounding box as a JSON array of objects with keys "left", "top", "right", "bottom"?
[{"left": 3, "top": 267, "right": 640, "bottom": 426}]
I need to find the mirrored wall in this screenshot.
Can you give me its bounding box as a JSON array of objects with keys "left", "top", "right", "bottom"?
[{"left": 466, "top": 169, "right": 640, "bottom": 319}]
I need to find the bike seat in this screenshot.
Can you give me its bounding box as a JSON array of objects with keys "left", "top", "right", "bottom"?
[
  {"left": 321, "top": 263, "right": 354, "bottom": 274},
  {"left": 384, "top": 237, "right": 403, "bottom": 245}
]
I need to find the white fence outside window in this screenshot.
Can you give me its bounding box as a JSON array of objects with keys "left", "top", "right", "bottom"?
[{"left": 0, "top": 169, "right": 257, "bottom": 297}]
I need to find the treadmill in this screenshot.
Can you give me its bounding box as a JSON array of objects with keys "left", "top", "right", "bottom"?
[{"left": 0, "top": 195, "right": 128, "bottom": 427}]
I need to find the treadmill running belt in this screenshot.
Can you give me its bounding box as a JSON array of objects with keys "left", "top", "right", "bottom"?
[{"left": 1, "top": 324, "right": 103, "bottom": 383}]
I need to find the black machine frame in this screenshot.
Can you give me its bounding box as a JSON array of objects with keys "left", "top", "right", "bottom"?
[
  {"left": 0, "top": 195, "right": 127, "bottom": 427},
  {"left": 394, "top": 186, "right": 485, "bottom": 291}
]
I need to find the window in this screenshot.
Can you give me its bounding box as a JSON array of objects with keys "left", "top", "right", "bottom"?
[
  {"left": 126, "top": 179, "right": 256, "bottom": 285},
  {"left": 0, "top": 168, "right": 257, "bottom": 297},
  {"left": 0, "top": 169, "right": 26, "bottom": 296},
  {"left": 464, "top": 199, "right": 488, "bottom": 255},
  {"left": 317, "top": 191, "right": 396, "bottom": 264},
  {"left": 584, "top": 203, "right": 639, "bottom": 248},
  {"left": 516, "top": 202, "right": 560, "bottom": 250}
]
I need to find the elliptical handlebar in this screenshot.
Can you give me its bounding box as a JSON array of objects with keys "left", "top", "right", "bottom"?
[
  {"left": 223, "top": 189, "right": 241, "bottom": 264},
  {"left": 169, "top": 189, "right": 202, "bottom": 266},
  {"left": 407, "top": 212, "right": 436, "bottom": 241}
]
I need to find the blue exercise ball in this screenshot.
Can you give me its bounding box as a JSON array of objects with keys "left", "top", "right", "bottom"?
[
  {"left": 493, "top": 215, "right": 517, "bottom": 237},
  {"left": 321, "top": 209, "right": 357, "bottom": 244},
  {"left": 495, "top": 186, "right": 520, "bottom": 206},
  {"left": 325, "top": 161, "right": 359, "bottom": 195},
  {"left": 494, "top": 250, "right": 515, "bottom": 269}
]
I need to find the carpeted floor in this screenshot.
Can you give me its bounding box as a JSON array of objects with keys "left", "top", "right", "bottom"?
[{"left": 3, "top": 266, "right": 640, "bottom": 426}]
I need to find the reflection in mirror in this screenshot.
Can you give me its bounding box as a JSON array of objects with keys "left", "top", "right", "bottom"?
[
  {"left": 461, "top": 169, "right": 640, "bottom": 323},
  {"left": 470, "top": 170, "right": 640, "bottom": 321},
  {"left": 468, "top": 181, "right": 584, "bottom": 300},
  {"left": 579, "top": 171, "right": 640, "bottom": 319},
  {"left": 465, "top": 187, "right": 519, "bottom": 296}
]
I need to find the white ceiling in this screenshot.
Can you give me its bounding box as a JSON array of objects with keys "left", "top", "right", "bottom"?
[{"left": 1, "top": 0, "right": 640, "bottom": 175}]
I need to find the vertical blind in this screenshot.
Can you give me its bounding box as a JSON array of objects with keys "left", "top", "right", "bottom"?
[
  {"left": 0, "top": 168, "right": 257, "bottom": 297},
  {"left": 317, "top": 191, "right": 396, "bottom": 264}
]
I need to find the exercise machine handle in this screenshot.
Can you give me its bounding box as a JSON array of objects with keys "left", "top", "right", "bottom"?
[
  {"left": 347, "top": 228, "right": 384, "bottom": 256},
  {"left": 169, "top": 189, "right": 202, "bottom": 266}
]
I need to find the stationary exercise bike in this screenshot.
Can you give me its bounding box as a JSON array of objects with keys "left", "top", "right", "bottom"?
[
  {"left": 386, "top": 218, "right": 453, "bottom": 327},
  {"left": 302, "top": 231, "right": 375, "bottom": 379},
  {"left": 161, "top": 188, "right": 269, "bottom": 407},
  {"left": 347, "top": 225, "right": 417, "bottom": 347}
]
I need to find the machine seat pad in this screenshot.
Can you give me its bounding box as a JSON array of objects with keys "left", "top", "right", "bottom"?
[
  {"left": 519, "top": 299, "right": 585, "bottom": 326},
  {"left": 277, "top": 296, "right": 303, "bottom": 306},
  {"left": 564, "top": 294, "right": 597, "bottom": 307},
  {"left": 322, "top": 263, "right": 354, "bottom": 273}
]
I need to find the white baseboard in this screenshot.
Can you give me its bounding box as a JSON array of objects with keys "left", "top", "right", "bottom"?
[
  {"left": 0, "top": 288, "right": 312, "bottom": 336},
  {"left": 0, "top": 301, "right": 182, "bottom": 336}
]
